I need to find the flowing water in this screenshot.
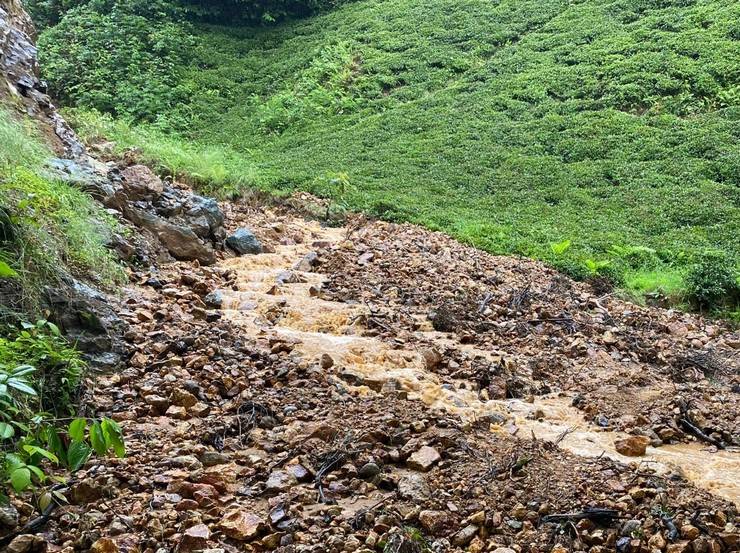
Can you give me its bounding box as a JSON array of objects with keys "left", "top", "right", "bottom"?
[{"left": 220, "top": 221, "right": 740, "bottom": 505}]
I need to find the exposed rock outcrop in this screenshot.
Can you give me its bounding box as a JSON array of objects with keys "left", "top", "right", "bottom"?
[{"left": 0, "top": 0, "right": 83, "bottom": 156}]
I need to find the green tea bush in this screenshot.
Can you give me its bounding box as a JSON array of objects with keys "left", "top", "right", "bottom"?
[{"left": 684, "top": 252, "right": 740, "bottom": 310}]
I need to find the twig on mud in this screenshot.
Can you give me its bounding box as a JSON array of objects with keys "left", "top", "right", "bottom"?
[
  {"left": 553, "top": 426, "right": 574, "bottom": 446},
  {"left": 314, "top": 433, "right": 358, "bottom": 504},
  {"left": 541, "top": 508, "right": 621, "bottom": 526},
  {"left": 235, "top": 401, "right": 277, "bottom": 444}
]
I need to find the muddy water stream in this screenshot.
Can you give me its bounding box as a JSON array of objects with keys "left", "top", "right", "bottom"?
[{"left": 220, "top": 221, "right": 740, "bottom": 505}]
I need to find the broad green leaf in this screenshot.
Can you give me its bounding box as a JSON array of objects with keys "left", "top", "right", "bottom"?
[
  {"left": 22, "top": 445, "right": 59, "bottom": 464},
  {"left": 90, "top": 422, "right": 107, "bottom": 456},
  {"left": 0, "top": 422, "right": 14, "bottom": 440},
  {"left": 27, "top": 464, "right": 45, "bottom": 482},
  {"left": 101, "top": 418, "right": 125, "bottom": 458},
  {"left": 10, "top": 467, "right": 31, "bottom": 492},
  {"left": 7, "top": 379, "right": 37, "bottom": 396},
  {"left": 67, "top": 441, "right": 92, "bottom": 471},
  {"left": 68, "top": 418, "right": 87, "bottom": 442},
  {"left": 0, "top": 261, "right": 17, "bottom": 278}
]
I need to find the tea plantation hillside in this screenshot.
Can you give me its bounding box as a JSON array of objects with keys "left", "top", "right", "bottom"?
[{"left": 35, "top": 0, "right": 740, "bottom": 306}]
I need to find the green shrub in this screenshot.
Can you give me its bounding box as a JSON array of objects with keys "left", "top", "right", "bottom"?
[
  {"left": 684, "top": 252, "right": 740, "bottom": 310},
  {"left": 38, "top": 2, "right": 194, "bottom": 121}
]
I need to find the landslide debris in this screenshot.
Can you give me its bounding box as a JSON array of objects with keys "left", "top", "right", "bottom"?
[{"left": 3, "top": 199, "right": 737, "bottom": 553}]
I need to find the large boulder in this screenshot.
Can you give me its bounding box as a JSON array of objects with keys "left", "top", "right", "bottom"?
[
  {"left": 44, "top": 280, "right": 128, "bottom": 371},
  {"left": 226, "top": 228, "right": 262, "bottom": 255},
  {"left": 120, "top": 164, "right": 164, "bottom": 201},
  {"left": 125, "top": 207, "right": 216, "bottom": 265}
]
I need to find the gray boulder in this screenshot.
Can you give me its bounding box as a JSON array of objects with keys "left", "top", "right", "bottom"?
[{"left": 226, "top": 228, "right": 262, "bottom": 255}]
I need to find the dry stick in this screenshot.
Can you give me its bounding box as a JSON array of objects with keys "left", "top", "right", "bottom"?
[{"left": 0, "top": 480, "right": 75, "bottom": 547}]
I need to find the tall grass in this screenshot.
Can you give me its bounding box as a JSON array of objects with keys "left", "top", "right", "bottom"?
[{"left": 0, "top": 107, "right": 124, "bottom": 315}]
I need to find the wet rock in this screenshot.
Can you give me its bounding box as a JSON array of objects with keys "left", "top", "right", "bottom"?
[
  {"left": 89, "top": 538, "right": 119, "bottom": 553},
  {"left": 45, "top": 279, "right": 127, "bottom": 371},
  {"left": 614, "top": 436, "right": 650, "bottom": 457},
  {"left": 294, "top": 252, "right": 319, "bottom": 272},
  {"left": 320, "top": 353, "right": 335, "bottom": 369},
  {"left": 71, "top": 478, "right": 103, "bottom": 504},
  {"left": 407, "top": 446, "right": 441, "bottom": 472},
  {"left": 204, "top": 290, "right": 224, "bottom": 308},
  {"left": 178, "top": 523, "right": 211, "bottom": 552},
  {"left": 0, "top": 502, "right": 19, "bottom": 528},
  {"left": 419, "top": 510, "right": 450, "bottom": 535},
  {"left": 121, "top": 164, "right": 164, "bottom": 200},
  {"left": 181, "top": 195, "right": 225, "bottom": 240},
  {"left": 397, "top": 473, "right": 431, "bottom": 500},
  {"left": 126, "top": 207, "right": 216, "bottom": 264},
  {"left": 265, "top": 470, "right": 297, "bottom": 493},
  {"left": 6, "top": 535, "right": 48, "bottom": 553},
  {"left": 226, "top": 228, "right": 263, "bottom": 255},
  {"left": 358, "top": 462, "right": 381, "bottom": 480},
  {"left": 452, "top": 524, "right": 479, "bottom": 547},
  {"left": 217, "top": 510, "right": 266, "bottom": 541},
  {"left": 170, "top": 388, "right": 197, "bottom": 408}
]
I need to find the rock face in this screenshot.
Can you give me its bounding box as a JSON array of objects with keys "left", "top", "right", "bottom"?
[
  {"left": 0, "top": 0, "right": 84, "bottom": 156},
  {"left": 44, "top": 279, "right": 128, "bottom": 371}
]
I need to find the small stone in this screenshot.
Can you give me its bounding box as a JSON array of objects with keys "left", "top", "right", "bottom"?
[
  {"left": 418, "top": 510, "right": 450, "bottom": 535},
  {"left": 681, "top": 525, "right": 700, "bottom": 540},
  {"left": 614, "top": 436, "right": 650, "bottom": 457},
  {"left": 407, "top": 446, "right": 441, "bottom": 472},
  {"left": 452, "top": 524, "right": 478, "bottom": 547},
  {"left": 200, "top": 451, "right": 229, "bottom": 467},
  {"left": 358, "top": 462, "right": 381, "bottom": 480},
  {"left": 165, "top": 405, "right": 189, "bottom": 420},
  {"left": 265, "top": 470, "right": 297, "bottom": 493},
  {"left": 320, "top": 353, "right": 334, "bottom": 369},
  {"left": 90, "top": 538, "right": 118, "bottom": 553},
  {"left": 6, "top": 535, "right": 47, "bottom": 553},
  {"left": 398, "top": 473, "right": 431, "bottom": 501},
  {"left": 170, "top": 388, "right": 197, "bottom": 408},
  {"left": 217, "top": 510, "right": 266, "bottom": 541},
  {"left": 179, "top": 523, "right": 211, "bottom": 552}
]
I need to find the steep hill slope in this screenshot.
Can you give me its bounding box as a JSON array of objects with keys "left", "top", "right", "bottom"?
[{"left": 37, "top": 0, "right": 740, "bottom": 302}]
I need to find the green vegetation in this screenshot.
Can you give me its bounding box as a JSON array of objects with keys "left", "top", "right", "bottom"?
[
  {"left": 0, "top": 320, "right": 125, "bottom": 501},
  {"left": 36, "top": 0, "right": 740, "bottom": 311},
  {"left": 0, "top": 107, "right": 124, "bottom": 315},
  {"left": 0, "top": 108, "right": 126, "bottom": 503}
]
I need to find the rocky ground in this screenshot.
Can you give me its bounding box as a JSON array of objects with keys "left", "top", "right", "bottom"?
[{"left": 2, "top": 187, "right": 738, "bottom": 553}]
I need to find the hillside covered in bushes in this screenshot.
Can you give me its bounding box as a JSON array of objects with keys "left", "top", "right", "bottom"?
[{"left": 29, "top": 0, "right": 740, "bottom": 308}]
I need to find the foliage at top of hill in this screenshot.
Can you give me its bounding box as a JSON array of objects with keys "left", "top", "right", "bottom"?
[{"left": 35, "top": 0, "right": 740, "bottom": 310}]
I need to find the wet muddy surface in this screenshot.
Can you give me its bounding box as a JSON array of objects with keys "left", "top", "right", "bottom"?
[{"left": 220, "top": 217, "right": 740, "bottom": 506}]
